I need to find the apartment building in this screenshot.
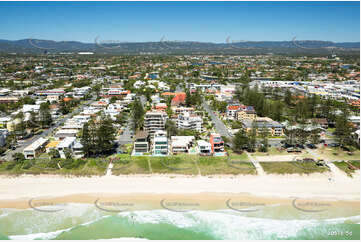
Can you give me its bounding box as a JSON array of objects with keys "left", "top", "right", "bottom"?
[
  {"left": 133, "top": 131, "right": 150, "bottom": 155},
  {"left": 209, "top": 133, "right": 225, "bottom": 154},
  {"left": 242, "top": 117, "right": 284, "bottom": 136},
  {"left": 153, "top": 130, "right": 168, "bottom": 156},
  {"left": 236, "top": 106, "right": 256, "bottom": 121},
  {"left": 144, "top": 111, "right": 168, "bottom": 134},
  {"left": 177, "top": 112, "right": 202, "bottom": 132}
]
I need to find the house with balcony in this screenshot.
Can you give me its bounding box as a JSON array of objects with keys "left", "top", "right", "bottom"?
[
  {"left": 170, "top": 136, "right": 195, "bottom": 154},
  {"left": 209, "top": 133, "right": 225, "bottom": 155},
  {"left": 144, "top": 111, "right": 168, "bottom": 134},
  {"left": 177, "top": 112, "right": 203, "bottom": 132},
  {"left": 133, "top": 131, "right": 150, "bottom": 155},
  {"left": 197, "top": 140, "right": 212, "bottom": 155},
  {"left": 153, "top": 130, "right": 168, "bottom": 156}
]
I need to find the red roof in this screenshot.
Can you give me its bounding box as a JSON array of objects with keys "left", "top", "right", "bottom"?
[
  {"left": 171, "top": 93, "right": 186, "bottom": 105},
  {"left": 227, "top": 105, "right": 240, "bottom": 111}
]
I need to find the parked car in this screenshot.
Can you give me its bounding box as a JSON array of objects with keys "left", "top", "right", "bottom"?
[
  {"left": 296, "top": 144, "right": 305, "bottom": 149},
  {"left": 329, "top": 143, "right": 340, "bottom": 147},
  {"left": 303, "top": 158, "right": 315, "bottom": 162},
  {"left": 306, "top": 143, "right": 316, "bottom": 149},
  {"left": 341, "top": 145, "right": 351, "bottom": 151}
]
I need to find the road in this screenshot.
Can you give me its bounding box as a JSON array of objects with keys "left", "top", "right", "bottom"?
[
  {"left": 3, "top": 97, "right": 95, "bottom": 161},
  {"left": 202, "top": 99, "right": 233, "bottom": 141},
  {"left": 117, "top": 119, "right": 133, "bottom": 147}
]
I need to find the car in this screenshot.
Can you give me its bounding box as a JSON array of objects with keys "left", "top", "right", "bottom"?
[
  {"left": 341, "top": 145, "right": 351, "bottom": 151},
  {"left": 329, "top": 143, "right": 340, "bottom": 147},
  {"left": 306, "top": 143, "right": 316, "bottom": 149},
  {"left": 296, "top": 144, "right": 305, "bottom": 149},
  {"left": 320, "top": 140, "right": 325, "bottom": 143},
  {"left": 302, "top": 158, "right": 315, "bottom": 162}
]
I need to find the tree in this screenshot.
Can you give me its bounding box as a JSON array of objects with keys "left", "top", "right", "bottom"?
[
  {"left": 259, "top": 126, "right": 269, "bottom": 152},
  {"left": 284, "top": 89, "right": 293, "bottom": 106},
  {"left": 334, "top": 114, "right": 354, "bottom": 147},
  {"left": 131, "top": 98, "right": 145, "bottom": 131},
  {"left": 81, "top": 122, "right": 92, "bottom": 157},
  {"left": 63, "top": 148, "right": 73, "bottom": 159},
  {"left": 96, "top": 116, "right": 116, "bottom": 155},
  {"left": 232, "top": 129, "right": 249, "bottom": 152},
  {"left": 248, "top": 121, "right": 257, "bottom": 152},
  {"left": 12, "top": 152, "right": 25, "bottom": 162},
  {"left": 110, "top": 96, "right": 117, "bottom": 103},
  {"left": 49, "top": 149, "right": 60, "bottom": 159},
  {"left": 39, "top": 102, "right": 52, "bottom": 128},
  {"left": 165, "top": 120, "right": 178, "bottom": 138}
]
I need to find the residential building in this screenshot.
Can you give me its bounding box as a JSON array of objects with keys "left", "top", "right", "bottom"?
[
  {"left": 236, "top": 106, "right": 256, "bottom": 121},
  {"left": 177, "top": 112, "right": 203, "bottom": 132},
  {"left": 242, "top": 117, "right": 284, "bottom": 136},
  {"left": 209, "top": 133, "right": 225, "bottom": 154},
  {"left": 227, "top": 104, "right": 241, "bottom": 118},
  {"left": 55, "top": 129, "right": 78, "bottom": 139},
  {"left": 133, "top": 131, "right": 150, "bottom": 155},
  {"left": 197, "top": 140, "right": 212, "bottom": 155},
  {"left": 153, "top": 130, "right": 168, "bottom": 156},
  {"left": 171, "top": 136, "right": 195, "bottom": 154},
  {"left": 57, "top": 137, "right": 76, "bottom": 158},
  {"left": 23, "top": 138, "right": 48, "bottom": 159},
  {"left": 144, "top": 111, "right": 167, "bottom": 134}
]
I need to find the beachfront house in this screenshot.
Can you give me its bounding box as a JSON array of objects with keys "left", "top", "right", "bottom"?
[
  {"left": 133, "top": 131, "right": 150, "bottom": 155},
  {"left": 23, "top": 137, "right": 48, "bottom": 159},
  {"left": 153, "top": 130, "right": 168, "bottom": 156}
]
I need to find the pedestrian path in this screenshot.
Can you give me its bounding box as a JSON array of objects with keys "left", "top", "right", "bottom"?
[
  {"left": 106, "top": 162, "right": 113, "bottom": 176},
  {"left": 246, "top": 152, "right": 265, "bottom": 176}
]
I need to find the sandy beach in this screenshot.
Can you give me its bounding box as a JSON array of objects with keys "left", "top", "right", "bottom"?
[{"left": 0, "top": 171, "right": 359, "bottom": 207}]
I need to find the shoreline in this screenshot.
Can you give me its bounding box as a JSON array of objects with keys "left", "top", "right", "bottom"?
[{"left": 0, "top": 172, "right": 359, "bottom": 206}]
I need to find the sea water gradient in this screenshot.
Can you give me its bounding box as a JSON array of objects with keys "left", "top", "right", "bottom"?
[{"left": 0, "top": 203, "right": 359, "bottom": 240}]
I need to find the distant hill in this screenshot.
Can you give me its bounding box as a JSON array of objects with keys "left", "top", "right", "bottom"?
[{"left": 0, "top": 38, "right": 359, "bottom": 55}]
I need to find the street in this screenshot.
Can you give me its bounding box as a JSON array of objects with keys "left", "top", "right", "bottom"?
[
  {"left": 3, "top": 97, "right": 95, "bottom": 161},
  {"left": 202, "top": 99, "right": 233, "bottom": 140}
]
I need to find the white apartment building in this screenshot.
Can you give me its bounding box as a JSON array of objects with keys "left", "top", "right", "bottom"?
[
  {"left": 177, "top": 112, "right": 202, "bottom": 132},
  {"left": 153, "top": 130, "right": 168, "bottom": 156},
  {"left": 197, "top": 140, "right": 212, "bottom": 155},
  {"left": 144, "top": 111, "right": 168, "bottom": 134}
]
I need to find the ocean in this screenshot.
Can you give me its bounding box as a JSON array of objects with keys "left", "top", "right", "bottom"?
[{"left": 0, "top": 203, "right": 359, "bottom": 240}]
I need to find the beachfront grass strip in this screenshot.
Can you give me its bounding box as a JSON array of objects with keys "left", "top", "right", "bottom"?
[
  {"left": 333, "top": 161, "right": 360, "bottom": 177},
  {"left": 0, "top": 158, "right": 107, "bottom": 176},
  {"left": 251, "top": 147, "right": 290, "bottom": 156},
  {"left": 149, "top": 155, "right": 199, "bottom": 175},
  {"left": 111, "top": 155, "right": 151, "bottom": 175},
  {"left": 260, "top": 161, "right": 329, "bottom": 175},
  {"left": 198, "top": 156, "right": 256, "bottom": 175},
  {"left": 316, "top": 147, "right": 360, "bottom": 161}
]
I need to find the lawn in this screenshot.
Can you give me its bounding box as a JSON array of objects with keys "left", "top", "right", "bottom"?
[
  {"left": 0, "top": 158, "right": 107, "bottom": 176},
  {"left": 315, "top": 147, "right": 360, "bottom": 161},
  {"left": 333, "top": 161, "right": 360, "bottom": 177},
  {"left": 149, "top": 155, "right": 199, "bottom": 175},
  {"left": 260, "top": 161, "right": 330, "bottom": 175},
  {"left": 197, "top": 155, "right": 256, "bottom": 175},
  {"left": 251, "top": 147, "right": 290, "bottom": 156},
  {"left": 111, "top": 155, "right": 150, "bottom": 175}
]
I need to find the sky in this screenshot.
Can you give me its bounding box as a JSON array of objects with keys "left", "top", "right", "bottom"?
[{"left": 0, "top": 1, "right": 359, "bottom": 43}]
